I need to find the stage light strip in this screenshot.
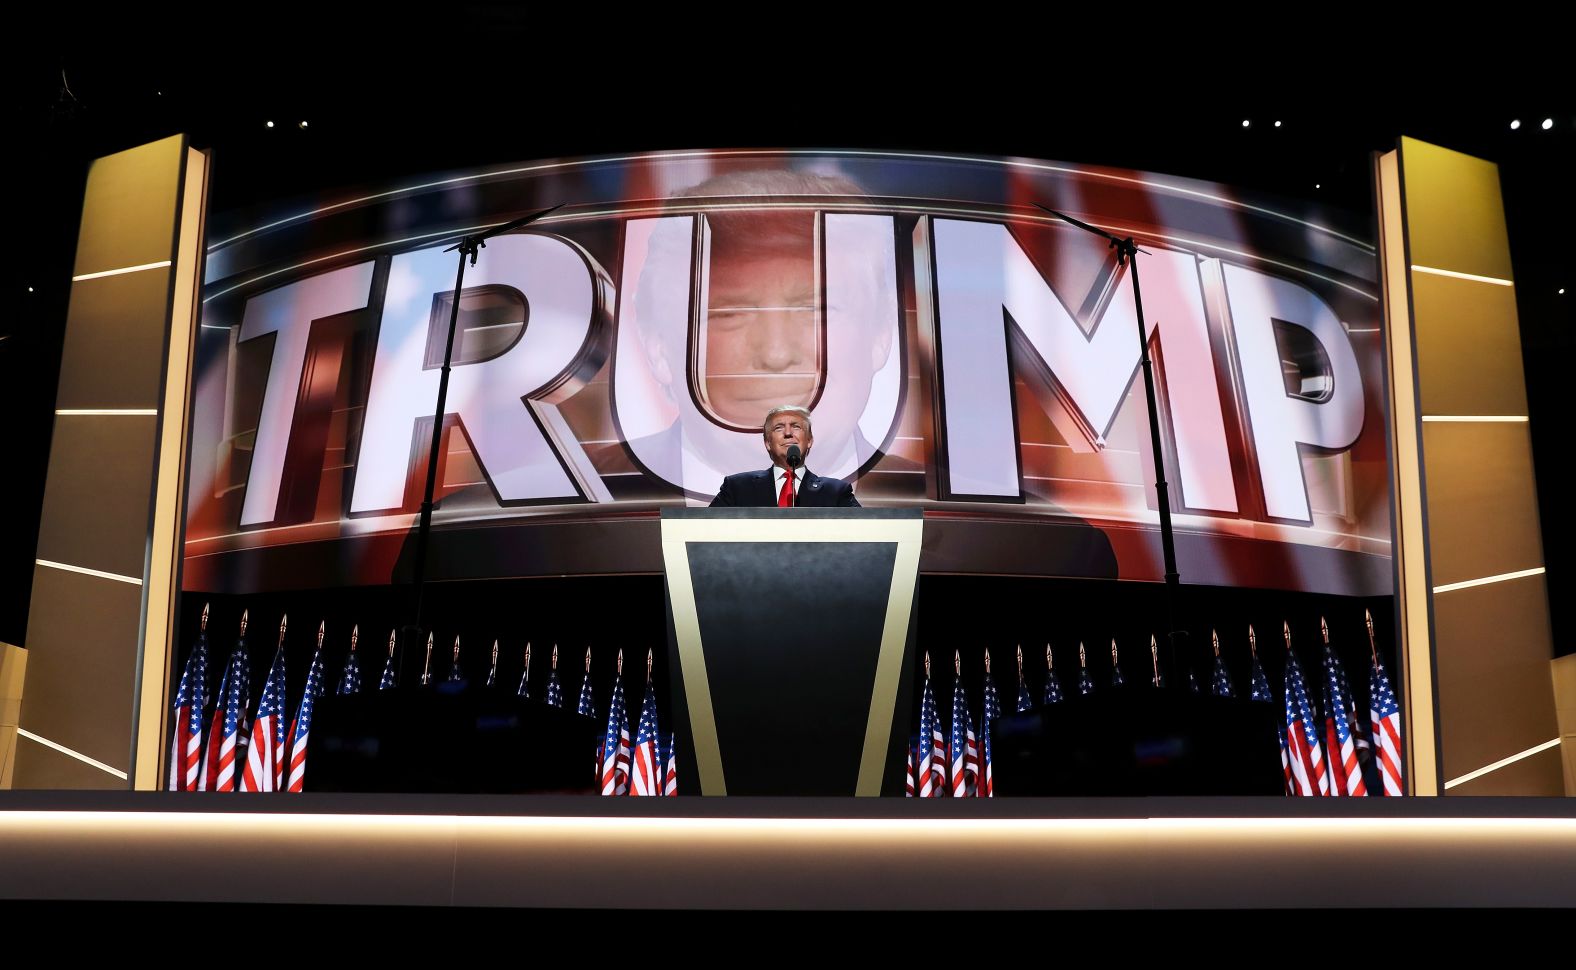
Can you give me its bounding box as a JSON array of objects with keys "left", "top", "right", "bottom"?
[
  {"left": 1433, "top": 566, "right": 1545, "bottom": 594},
  {"left": 1411, "top": 265, "right": 1514, "bottom": 286},
  {"left": 35, "top": 559, "right": 144, "bottom": 586},
  {"left": 71, "top": 260, "right": 172, "bottom": 282},
  {"left": 1420, "top": 415, "right": 1528, "bottom": 422},
  {"left": 1444, "top": 738, "right": 1563, "bottom": 790},
  {"left": 54, "top": 409, "right": 158, "bottom": 416},
  {"left": 15, "top": 730, "right": 128, "bottom": 780}
]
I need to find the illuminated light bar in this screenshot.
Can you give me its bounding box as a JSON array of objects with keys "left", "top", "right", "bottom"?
[
  {"left": 71, "top": 260, "right": 172, "bottom": 282},
  {"left": 15, "top": 729, "right": 129, "bottom": 780},
  {"left": 1433, "top": 566, "right": 1546, "bottom": 594},
  {"left": 1410, "top": 264, "right": 1514, "bottom": 286},
  {"left": 54, "top": 409, "right": 158, "bottom": 416},
  {"left": 1420, "top": 415, "right": 1529, "bottom": 422},
  {"left": 35, "top": 559, "right": 144, "bottom": 586},
  {"left": 1444, "top": 738, "right": 1563, "bottom": 790}
]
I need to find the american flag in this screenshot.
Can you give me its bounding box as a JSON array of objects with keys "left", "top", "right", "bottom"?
[
  {"left": 1185, "top": 667, "right": 1200, "bottom": 693},
  {"left": 598, "top": 665, "right": 630, "bottom": 796},
  {"left": 629, "top": 677, "right": 661, "bottom": 796},
  {"left": 577, "top": 662, "right": 596, "bottom": 718},
  {"left": 1044, "top": 648, "right": 1065, "bottom": 705},
  {"left": 447, "top": 638, "right": 465, "bottom": 684},
  {"left": 1016, "top": 670, "right": 1034, "bottom": 712},
  {"left": 337, "top": 633, "right": 362, "bottom": 695},
  {"left": 1334, "top": 647, "right": 1375, "bottom": 785},
  {"left": 545, "top": 669, "right": 563, "bottom": 707},
  {"left": 378, "top": 631, "right": 398, "bottom": 690},
  {"left": 1249, "top": 653, "right": 1272, "bottom": 703},
  {"left": 662, "top": 732, "right": 678, "bottom": 796},
  {"left": 1110, "top": 641, "right": 1126, "bottom": 688},
  {"left": 167, "top": 620, "right": 209, "bottom": 791},
  {"left": 1247, "top": 644, "right": 1289, "bottom": 793},
  {"left": 1076, "top": 653, "right": 1095, "bottom": 697},
  {"left": 1321, "top": 641, "right": 1367, "bottom": 796},
  {"left": 1211, "top": 652, "right": 1236, "bottom": 699},
  {"left": 1283, "top": 647, "right": 1329, "bottom": 797},
  {"left": 201, "top": 627, "right": 251, "bottom": 792},
  {"left": 1371, "top": 655, "right": 1404, "bottom": 796},
  {"left": 981, "top": 655, "right": 1002, "bottom": 798},
  {"left": 240, "top": 644, "right": 287, "bottom": 793},
  {"left": 949, "top": 659, "right": 974, "bottom": 797},
  {"left": 916, "top": 666, "right": 942, "bottom": 797},
  {"left": 286, "top": 643, "right": 326, "bottom": 792},
  {"left": 905, "top": 740, "right": 916, "bottom": 797}
]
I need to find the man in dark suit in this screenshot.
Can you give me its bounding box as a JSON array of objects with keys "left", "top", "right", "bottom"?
[{"left": 710, "top": 405, "right": 860, "bottom": 508}]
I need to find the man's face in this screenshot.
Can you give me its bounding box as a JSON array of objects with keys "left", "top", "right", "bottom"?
[
  {"left": 763, "top": 412, "right": 813, "bottom": 469},
  {"left": 701, "top": 253, "right": 819, "bottom": 429}
]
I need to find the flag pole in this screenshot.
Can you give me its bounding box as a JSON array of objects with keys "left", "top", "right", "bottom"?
[{"left": 1365, "top": 609, "right": 1379, "bottom": 667}]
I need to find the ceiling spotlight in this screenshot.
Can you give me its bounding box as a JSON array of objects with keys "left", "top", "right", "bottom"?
[
  {"left": 1274, "top": 120, "right": 1282, "bottom": 127},
  {"left": 1315, "top": 183, "right": 1321, "bottom": 189},
  {"left": 28, "top": 286, "right": 34, "bottom": 292},
  {"left": 266, "top": 120, "right": 275, "bottom": 128},
  {"left": 1542, "top": 118, "right": 1554, "bottom": 130},
  {"left": 1560, "top": 288, "right": 1566, "bottom": 295},
  {"left": 1242, "top": 119, "right": 1250, "bottom": 127},
  {"left": 299, "top": 120, "right": 309, "bottom": 128},
  {"left": 1510, "top": 119, "right": 1521, "bottom": 130}
]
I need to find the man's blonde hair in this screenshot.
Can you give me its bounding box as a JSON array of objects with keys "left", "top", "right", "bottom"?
[{"left": 762, "top": 405, "right": 813, "bottom": 436}]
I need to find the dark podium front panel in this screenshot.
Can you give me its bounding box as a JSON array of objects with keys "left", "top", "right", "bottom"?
[
  {"left": 307, "top": 688, "right": 600, "bottom": 793},
  {"left": 661, "top": 508, "right": 923, "bottom": 796}
]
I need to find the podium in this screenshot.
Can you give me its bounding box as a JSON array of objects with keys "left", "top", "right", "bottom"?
[{"left": 660, "top": 508, "right": 923, "bottom": 795}]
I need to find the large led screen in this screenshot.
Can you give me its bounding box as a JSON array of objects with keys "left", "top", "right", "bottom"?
[{"left": 186, "top": 150, "right": 1390, "bottom": 595}]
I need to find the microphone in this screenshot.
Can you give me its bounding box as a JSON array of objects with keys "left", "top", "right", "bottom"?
[{"left": 786, "top": 444, "right": 802, "bottom": 469}]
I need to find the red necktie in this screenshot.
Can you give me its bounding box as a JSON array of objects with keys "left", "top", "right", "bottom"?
[{"left": 778, "top": 471, "right": 794, "bottom": 507}]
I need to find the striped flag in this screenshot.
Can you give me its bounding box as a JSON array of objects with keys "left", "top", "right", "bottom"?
[
  {"left": 201, "top": 617, "right": 251, "bottom": 792},
  {"left": 905, "top": 741, "right": 916, "bottom": 797},
  {"left": 916, "top": 658, "right": 943, "bottom": 797},
  {"left": 286, "top": 639, "right": 326, "bottom": 792},
  {"left": 545, "top": 645, "right": 564, "bottom": 707},
  {"left": 337, "top": 626, "right": 363, "bottom": 695},
  {"left": 168, "top": 611, "right": 210, "bottom": 791},
  {"left": 980, "top": 651, "right": 1002, "bottom": 798},
  {"left": 629, "top": 672, "right": 661, "bottom": 796},
  {"left": 240, "top": 636, "right": 288, "bottom": 793},
  {"left": 577, "top": 650, "right": 596, "bottom": 718},
  {"left": 662, "top": 732, "right": 678, "bottom": 796},
  {"left": 1246, "top": 629, "right": 1291, "bottom": 793},
  {"left": 1371, "top": 654, "right": 1404, "bottom": 796},
  {"left": 1283, "top": 641, "right": 1329, "bottom": 797},
  {"left": 598, "top": 655, "right": 631, "bottom": 796},
  {"left": 949, "top": 653, "right": 974, "bottom": 797},
  {"left": 1321, "top": 634, "right": 1367, "bottom": 796}
]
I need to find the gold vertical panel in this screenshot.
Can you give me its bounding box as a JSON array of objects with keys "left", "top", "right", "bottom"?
[
  {"left": 0, "top": 643, "right": 26, "bottom": 789},
  {"left": 133, "top": 145, "right": 209, "bottom": 791},
  {"left": 1382, "top": 137, "right": 1558, "bottom": 797},
  {"left": 54, "top": 268, "right": 176, "bottom": 410},
  {"left": 33, "top": 415, "right": 160, "bottom": 580},
  {"left": 1547, "top": 654, "right": 1576, "bottom": 795},
  {"left": 1420, "top": 423, "right": 1546, "bottom": 588},
  {"left": 71, "top": 136, "right": 185, "bottom": 276},
  {"left": 660, "top": 515, "right": 923, "bottom": 796},
  {"left": 1375, "top": 148, "right": 1437, "bottom": 795},
  {"left": 1409, "top": 272, "right": 1528, "bottom": 416},
  {"left": 1432, "top": 573, "right": 1558, "bottom": 781},
  {"left": 1398, "top": 137, "right": 1514, "bottom": 281}
]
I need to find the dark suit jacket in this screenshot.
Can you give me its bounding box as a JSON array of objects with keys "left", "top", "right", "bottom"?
[{"left": 709, "top": 468, "right": 860, "bottom": 508}]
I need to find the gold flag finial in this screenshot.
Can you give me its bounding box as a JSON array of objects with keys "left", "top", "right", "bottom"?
[
  {"left": 1248, "top": 624, "right": 1257, "bottom": 657},
  {"left": 646, "top": 647, "right": 654, "bottom": 682},
  {"left": 1110, "top": 638, "right": 1119, "bottom": 664},
  {"left": 1320, "top": 617, "right": 1330, "bottom": 643},
  {"left": 201, "top": 602, "right": 210, "bottom": 631},
  {"left": 452, "top": 636, "right": 461, "bottom": 664},
  {"left": 1016, "top": 644, "right": 1024, "bottom": 677},
  {"left": 1150, "top": 634, "right": 1160, "bottom": 686},
  {"left": 387, "top": 629, "right": 396, "bottom": 658},
  {"left": 1283, "top": 621, "right": 1292, "bottom": 653},
  {"left": 924, "top": 651, "right": 931, "bottom": 679},
  {"left": 584, "top": 646, "right": 592, "bottom": 673},
  {"left": 984, "top": 648, "right": 992, "bottom": 674},
  {"left": 240, "top": 609, "right": 249, "bottom": 636},
  {"left": 1365, "top": 609, "right": 1379, "bottom": 666},
  {"left": 493, "top": 639, "right": 501, "bottom": 666},
  {"left": 1047, "top": 644, "right": 1055, "bottom": 672},
  {"left": 1078, "top": 642, "right": 1087, "bottom": 668},
  {"left": 350, "top": 625, "right": 359, "bottom": 653},
  {"left": 1212, "top": 629, "right": 1221, "bottom": 658},
  {"left": 317, "top": 620, "right": 325, "bottom": 649},
  {"left": 954, "top": 649, "right": 961, "bottom": 677},
  {"left": 421, "top": 632, "right": 434, "bottom": 685},
  {"left": 616, "top": 648, "right": 624, "bottom": 676},
  {"left": 551, "top": 644, "right": 559, "bottom": 670},
  {"left": 522, "top": 641, "right": 529, "bottom": 672}
]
